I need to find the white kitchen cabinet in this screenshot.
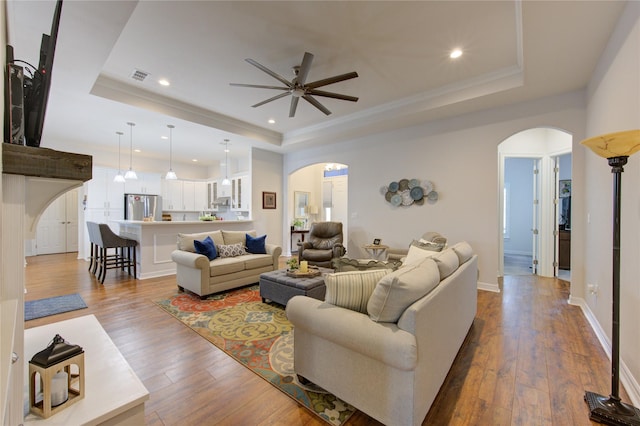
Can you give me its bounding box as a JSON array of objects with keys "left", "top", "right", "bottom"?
[
  {"left": 86, "top": 166, "right": 125, "bottom": 214},
  {"left": 124, "top": 172, "right": 161, "bottom": 195},
  {"left": 194, "top": 181, "right": 209, "bottom": 211},
  {"left": 207, "top": 181, "right": 218, "bottom": 211},
  {"left": 182, "top": 181, "right": 196, "bottom": 211},
  {"left": 231, "top": 174, "right": 250, "bottom": 211},
  {"left": 162, "top": 179, "right": 183, "bottom": 211}
]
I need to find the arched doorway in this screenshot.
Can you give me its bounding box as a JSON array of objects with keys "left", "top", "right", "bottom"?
[
  {"left": 498, "top": 128, "right": 572, "bottom": 279},
  {"left": 287, "top": 162, "right": 348, "bottom": 255}
]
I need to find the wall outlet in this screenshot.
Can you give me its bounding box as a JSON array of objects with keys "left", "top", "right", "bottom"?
[{"left": 588, "top": 283, "right": 599, "bottom": 295}]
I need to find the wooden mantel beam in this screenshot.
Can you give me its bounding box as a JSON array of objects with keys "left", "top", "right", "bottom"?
[{"left": 2, "top": 144, "right": 92, "bottom": 182}]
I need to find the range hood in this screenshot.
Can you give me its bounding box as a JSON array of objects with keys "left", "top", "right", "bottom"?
[{"left": 212, "top": 196, "right": 231, "bottom": 206}]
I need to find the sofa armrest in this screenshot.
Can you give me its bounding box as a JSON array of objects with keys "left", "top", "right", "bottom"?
[
  {"left": 286, "top": 296, "right": 417, "bottom": 371},
  {"left": 265, "top": 244, "right": 282, "bottom": 268},
  {"left": 171, "top": 250, "right": 210, "bottom": 270}
]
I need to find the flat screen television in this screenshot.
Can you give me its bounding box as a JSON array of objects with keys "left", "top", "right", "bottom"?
[{"left": 21, "top": 0, "right": 63, "bottom": 147}]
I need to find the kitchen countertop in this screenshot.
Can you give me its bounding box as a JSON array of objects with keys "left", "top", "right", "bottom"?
[{"left": 115, "top": 220, "right": 253, "bottom": 225}]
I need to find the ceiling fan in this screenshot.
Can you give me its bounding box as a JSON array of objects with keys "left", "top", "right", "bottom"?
[{"left": 230, "top": 52, "right": 358, "bottom": 118}]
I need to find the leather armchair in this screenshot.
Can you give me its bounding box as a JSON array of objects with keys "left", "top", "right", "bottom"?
[{"left": 298, "top": 221, "right": 346, "bottom": 268}]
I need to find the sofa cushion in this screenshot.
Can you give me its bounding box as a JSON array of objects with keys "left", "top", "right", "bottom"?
[
  {"left": 432, "top": 248, "right": 460, "bottom": 280},
  {"left": 324, "top": 269, "right": 391, "bottom": 314},
  {"left": 243, "top": 253, "right": 274, "bottom": 269},
  {"left": 177, "top": 230, "right": 223, "bottom": 252},
  {"left": 451, "top": 241, "right": 474, "bottom": 264},
  {"left": 194, "top": 236, "right": 217, "bottom": 260},
  {"left": 218, "top": 242, "right": 246, "bottom": 258},
  {"left": 222, "top": 230, "right": 256, "bottom": 246},
  {"left": 246, "top": 234, "right": 267, "bottom": 254},
  {"left": 367, "top": 258, "right": 440, "bottom": 323},
  {"left": 208, "top": 257, "right": 246, "bottom": 276}
]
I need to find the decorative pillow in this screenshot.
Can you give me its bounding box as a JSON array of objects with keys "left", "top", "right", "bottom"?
[
  {"left": 415, "top": 239, "right": 446, "bottom": 251},
  {"left": 432, "top": 248, "right": 460, "bottom": 280},
  {"left": 403, "top": 242, "right": 441, "bottom": 265},
  {"left": 451, "top": 241, "right": 474, "bottom": 264},
  {"left": 246, "top": 234, "right": 267, "bottom": 254},
  {"left": 194, "top": 236, "right": 217, "bottom": 261},
  {"left": 217, "top": 242, "right": 246, "bottom": 258},
  {"left": 367, "top": 258, "right": 440, "bottom": 323},
  {"left": 332, "top": 257, "right": 402, "bottom": 272},
  {"left": 324, "top": 269, "right": 391, "bottom": 313}
]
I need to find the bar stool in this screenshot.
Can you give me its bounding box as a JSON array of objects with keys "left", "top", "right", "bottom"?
[{"left": 86, "top": 222, "right": 137, "bottom": 283}]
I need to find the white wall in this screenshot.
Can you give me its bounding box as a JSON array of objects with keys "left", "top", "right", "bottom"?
[
  {"left": 285, "top": 91, "right": 586, "bottom": 288},
  {"left": 584, "top": 1, "right": 640, "bottom": 400},
  {"left": 250, "top": 148, "right": 283, "bottom": 249}
]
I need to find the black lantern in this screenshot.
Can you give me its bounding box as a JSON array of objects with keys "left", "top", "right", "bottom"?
[{"left": 28, "top": 334, "right": 85, "bottom": 418}]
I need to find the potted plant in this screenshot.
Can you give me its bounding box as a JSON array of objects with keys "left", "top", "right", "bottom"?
[
  {"left": 286, "top": 258, "right": 299, "bottom": 270},
  {"left": 292, "top": 219, "right": 304, "bottom": 230}
]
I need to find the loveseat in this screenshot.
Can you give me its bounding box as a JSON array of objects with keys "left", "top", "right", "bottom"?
[
  {"left": 171, "top": 229, "right": 282, "bottom": 298},
  {"left": 286, "top": 242, "right": 477, "bottom": 426}
]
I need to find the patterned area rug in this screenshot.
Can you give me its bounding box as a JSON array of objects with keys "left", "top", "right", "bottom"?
[{"left": 154, "top": 285, "right": 356, "bottom": 425}]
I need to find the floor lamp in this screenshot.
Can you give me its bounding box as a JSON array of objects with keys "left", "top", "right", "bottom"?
[{"left": 582, "top": 130, "right": 640, "bottom": 426}]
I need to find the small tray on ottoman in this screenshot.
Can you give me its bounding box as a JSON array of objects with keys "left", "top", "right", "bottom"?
[{"left": 286, "top": 266, "right": 321, "bottom": 278}]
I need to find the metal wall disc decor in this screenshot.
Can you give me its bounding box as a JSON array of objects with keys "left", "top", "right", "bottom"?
[{"left": 383, "top": 178, "right": 438, "bottom": 207}]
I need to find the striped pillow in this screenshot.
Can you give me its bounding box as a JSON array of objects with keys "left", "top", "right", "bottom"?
[{"left": 324, "top": 269, "right": 391, "bottom": 313}]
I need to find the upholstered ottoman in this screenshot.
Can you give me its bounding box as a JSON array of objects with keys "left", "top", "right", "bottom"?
[{"left": 259, "top": 268, "right": 331, "bottom": 306}]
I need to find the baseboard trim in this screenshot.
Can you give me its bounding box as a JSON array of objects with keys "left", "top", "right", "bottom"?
[
  {"left": 478, "top": 281, "right": 500, "bottom": 293},
  {"left": 569, "top": 296, "right": 640, "bottom": 407}
]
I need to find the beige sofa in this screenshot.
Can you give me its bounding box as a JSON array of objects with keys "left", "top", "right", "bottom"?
[
  {"left": 171, "top": 229, "right": 282, "bottom": 298},
  {"left": 286, "top": 242, "right": 477, "bottom": 426}
]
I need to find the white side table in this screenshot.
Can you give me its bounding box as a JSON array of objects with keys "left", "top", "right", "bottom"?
[{"left": 363, "top": 244, "right": 389, "bottom": 261}]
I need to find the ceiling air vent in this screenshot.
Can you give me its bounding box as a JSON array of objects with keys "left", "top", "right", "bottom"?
[{"left": 130, "top": 69, "right": 150, "bottom": 82}]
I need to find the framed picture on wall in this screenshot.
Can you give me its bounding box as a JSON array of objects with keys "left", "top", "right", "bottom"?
[
  {"left": 559, "top": 180, "right": 571, "bottom": 198},
  {"left": 262, "top": 191, "right": 276, "bottom": 209}
]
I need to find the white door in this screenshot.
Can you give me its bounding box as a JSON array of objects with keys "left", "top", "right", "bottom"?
[
  {"left": 331, "top": 176, "right": 349, "bottom": 241},
  {"left": 36, "top": 189, "right": 79, "bottom": 254},
  {"left": 531, "top": 159, "right": 541, "bottom": 274}
]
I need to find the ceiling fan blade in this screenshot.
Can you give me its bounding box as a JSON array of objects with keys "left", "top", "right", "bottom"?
[
  {"left": 306, "top": 72, "right": 359, "bottom": 89},
  {"left": 252, "top": 92, "right": 291, "bottom": 108},
  {"left": 296, "top": 52, "right": 314, "bottom": 85},
  {"left": 307, "top": 89, "right": 359, "bottom": 102},
  {"left": 230, "top": 83, "right": 290, "bottom": 90},
  {"left": 289, "top": 97, "right": 300, "bottom": 118},
  {"left": 246, "top": 58, "right": 293, "bottom": 88},
  {"left": 302, "top": 94, "right": 331, "bottom": 115}
]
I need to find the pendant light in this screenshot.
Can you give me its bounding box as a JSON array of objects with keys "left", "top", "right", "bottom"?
[
  {"left": 221, "top": 139, "right": 231, "bottom": 186},
  {"left": 113, "top": 131, "right": 125, "bottom": 183},
  {"left": 165, "top": 124, "right": 177, "bottom": 180},
  {"left": 124, "top": 122, "right": 138, "bottom": 180}
]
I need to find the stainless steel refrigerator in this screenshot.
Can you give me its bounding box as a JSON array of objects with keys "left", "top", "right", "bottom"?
[{"left": 124, "top": 194, "right": 162, "bottom": 221}]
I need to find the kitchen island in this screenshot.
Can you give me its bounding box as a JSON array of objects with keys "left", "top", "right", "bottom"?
[{"left": 116, "top": 220, "right": 254, "bottom": 279}]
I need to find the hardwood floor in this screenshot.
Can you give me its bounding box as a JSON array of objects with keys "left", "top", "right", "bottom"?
[{"left": 24, "top": 253, "right": 628, "bottom": 425}]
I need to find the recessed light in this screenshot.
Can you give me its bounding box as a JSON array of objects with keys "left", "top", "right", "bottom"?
[
  {"left": 450, "top": 49, "right": 463, "bottom": 59},
  {"left": 268, "top": 118, "right": 275, "bottom": 124},
  {"left": 159, "top": 79, "right": 170, "bottom": 86},
  {"left": 192, "top": 159, "right": 198, "bottom": 162},
  {"left": 161, "top": 136, "right": 168, "bottom": 140},
  {"left": 134, "top": 149, "right": 141, "bottom": 153}
]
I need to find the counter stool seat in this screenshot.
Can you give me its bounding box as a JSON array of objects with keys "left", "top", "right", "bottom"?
[{"left": 87, "top": 222, "right": 138, "bottom": 283}]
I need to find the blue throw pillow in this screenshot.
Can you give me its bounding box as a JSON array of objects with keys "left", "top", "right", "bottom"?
[
  {"left": 246, "top": 234, "right": 267, "bottom": 254},
  {"left": 194, "top": 236, "right": 217, "bottom": 260}
]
